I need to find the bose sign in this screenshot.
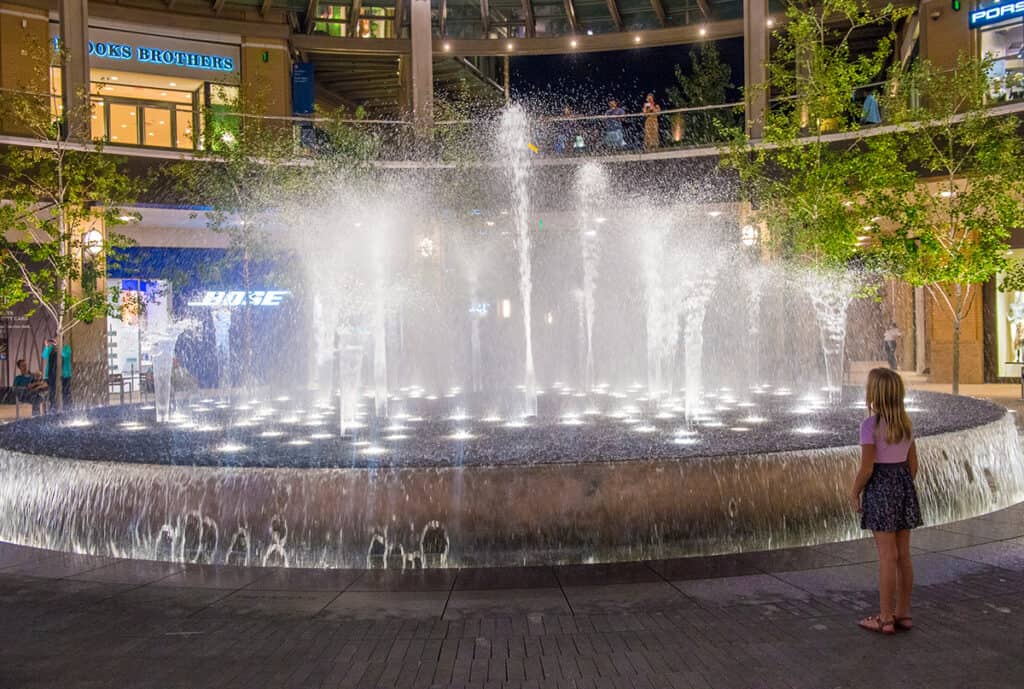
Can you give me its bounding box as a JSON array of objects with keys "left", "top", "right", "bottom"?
[
  {"left": 970, "top": 1, "right": 1024, "bottom": 28},
  {"left": 187, "top": 291, "right": 290, "bottom": 307}
]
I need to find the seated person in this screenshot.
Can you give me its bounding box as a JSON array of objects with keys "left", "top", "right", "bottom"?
[{"left": 13, "top": 358, "right": 47, "bottom": 416}]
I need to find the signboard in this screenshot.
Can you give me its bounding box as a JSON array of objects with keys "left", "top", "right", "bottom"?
[
  {"left": 50, "top": 26, "right": 240, "bottom": 81},
  {"left": 187, "top": 290, "right": 290, "bottom": 307},
  {"left": 292, "top": 62, "right": 315, "bottom": 116},
  {"left": 970, "top": 1, "right": 1024, "bottom": 28}
]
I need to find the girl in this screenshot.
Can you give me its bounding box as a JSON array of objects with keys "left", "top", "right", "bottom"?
[{"left": 851, "top": 368, "right": 922, "bottom": 634}]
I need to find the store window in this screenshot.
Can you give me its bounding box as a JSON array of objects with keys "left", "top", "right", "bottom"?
[
  {"left": 995, "top": 249, "right": 1024, "bottom": 378},
  {"left": 314, "top": 4, "right": 395, "bottom": 37},
  {"left": 980, "top": 20, "right": 1024, "bottom": 101}
]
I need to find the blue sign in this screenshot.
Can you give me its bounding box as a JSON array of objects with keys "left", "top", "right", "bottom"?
[
  {"left": 80, "top": 40, "right": 235, "bottom": 72},
  {"left": 970, "top": 1, "right": 1024, "bottom": 28},
  {"left": 292, "top": 62, "right": 315, "bottom": 115}
]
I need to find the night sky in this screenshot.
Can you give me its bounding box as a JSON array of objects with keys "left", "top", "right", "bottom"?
[{"left": 509, "top": 37, "right": 745, "bottom": 115}]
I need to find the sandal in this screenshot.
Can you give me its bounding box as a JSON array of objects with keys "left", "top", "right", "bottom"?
[
  {"left": 894, "top": 616, "right": 913, "bottom": 631},
  {"left": 858, "top": 615, "right": 896, "bottom": 634}
]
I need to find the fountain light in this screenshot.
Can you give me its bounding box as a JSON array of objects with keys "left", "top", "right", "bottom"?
[
  {"left": 794, "top": 426, "right": 820, "bottom": 435},
  {"left": 384, "top": 434, "right": 409, "bottom": 440},
  {"left": 561, "top": 415, "right": 585, "bottom": 426},
  {"left": 673, "top": 437, "right": 700, "bottom": 445},
  {"left": 140, "top": 405, "right": 155, "bottom": 411},
  {"left": 635, "top": 425, "right": 657, "bottom": 433},
  {"left": 449, "top": 430, "right": 474, "bottom": 441},
  {"left": 386, "top": 424, "right": 410, "bottom": 432},
  {"left": 655, "top": 412, "right": 675, "bottom": 419},
  {"left": 217, "top": 443, "right": 246, "bottom": 453},
  {"left": 351, "top": 441, "right": 371, "bottom": 447},
  {"left": 260, "top": 430, "right": 284, "bottom": 438},
  {"left": 65, "top": 418, "right": 92, "bottom": 428},
  {"left": 504, "top": 419, "right": 529, "bottom": 428},
  {"left": 279, "top": 416, "right": 301, "bottom": 425},
  {"left": 703, "top": 421, "right": 724, "bottom": 428},
  {"left": 310, "top": 433, "right": 334, "bottom": 439},
  {"left": 448, "top": 412, "right": 471, "bottom": 421},
  {"left": 707, "top": 210, "right": 722, "bottom": 217},
  {"left": 287, "top": 439, "right": 311, "bottom": 446},
  {"left": 730, "top": 427, "right": 750, "bottom": 432},
  {"left": 482, "top": 415, "right": 503, "bottom": 423},
  {"left": 741, "top": 416, "right": 767, "bottom": 424},
  {"left": 906, "top": 407, "right": 925, "bottom": 413},
  {"left": 275, "top": 396, "right": 290, "bottom": 402}
]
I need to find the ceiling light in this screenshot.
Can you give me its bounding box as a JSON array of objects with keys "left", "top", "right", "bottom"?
[
  {"left": 766, "top": 17, "right": 774, "bottom": 27},
  {"left": 160, "top": 91, "right": 167, "bottom": 96},
  {"left": 939, "top": 190, "right": 954, "bottom": 198},
  {"left": 570, "top": 39, "right": 578, "bottom": 48},
  {"left": 634, "top": 35, "right": 641, "bottom": 43},
  {"left": 158, "top": 120, "right": 165, "bottom": 125},
  {"left": 109, "top": 76, "right": 118, "bottom": 81},
  {"left": 443, "top": 42, "right": 451, "bottom": 51},
  {"left": 110, "top": 136, "right": 118, "bottom": 140},
  {"left": 169, "top": 82, "right": 176, "bottom": 87},
  {"left": 507, "top": 42, "right": 514, "bottom": 50},
  {"left": 594, "top": 216, "right": 607, "bottom": 223},
  {"left": 707, "top": 210, "right": 722, "bottom": 217},
  {"left": 586, "top": 29, "right": 594, "bottom": 36},
  {"left": 699, "top": 27, "right": 707, "bottom": 36}
]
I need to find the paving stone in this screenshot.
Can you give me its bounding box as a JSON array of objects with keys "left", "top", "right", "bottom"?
[
  {"left": 672, "top": 574, "right": 811, "bottom": 607},
  {"left": 444, "top": 589, "right": 570, "bottom": 619}
]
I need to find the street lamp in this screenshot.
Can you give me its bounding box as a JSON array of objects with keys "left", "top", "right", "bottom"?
[
  {"left": 741, "top": 224, "right": 759, "bottom": 247},
  {"left": 82, "top": 229, "right": 103, "bottom": 258}
]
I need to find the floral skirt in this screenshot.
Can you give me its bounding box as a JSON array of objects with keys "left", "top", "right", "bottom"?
[{"left": 861, "top": 462, "right": 923, "bottom": 532}]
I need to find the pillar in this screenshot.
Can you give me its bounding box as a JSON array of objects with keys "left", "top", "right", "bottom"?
[
  {"left": 743, "top": 0, "right": 768, "bottom": 139},
  {"left": 0, "top": 5, "right": 49, "bottom": 134},
  {"left": 410, "top": 0, "right": 433, "bottom": 134},
  {"left": 241, "top": 39, "right": 291, "bottom": 117},
  {"left": 58, "top": 0, "right": 90, "bottom": 140}
]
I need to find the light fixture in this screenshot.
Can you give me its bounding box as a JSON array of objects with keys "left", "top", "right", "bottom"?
[
  {"left": 699, "top": 26, "right": 707, "bottom": 36},
  {"left": 707, "top": 210, "right": 722, "bottom": 217},
  {"left": 82, "top": 229, "right": 103, "bottom": 257},
  {"left": 570, "top": 39, "right": 578, "bottom": 48},
  {"left": 634, "top": 35, "right": 641, "bottom": 43},
  {"left": 766, "top": 17, "right": 774, "bottom": 27},
  {"left": 443, "top": 43, "right": 451, "bottom": 51},
  {"left": 160, "top": 91, "right": 167, "bottom": 96},
  {"left": 586, "top": 29, "right": 594, "bottom": 36},
  {"left": 221, "top": 131, "right": 236, "bottom": 144},
  {"left": 507, "top": 42, "right": 514, "bottom": 50},
  {"left": 109, "top": 76, "right": 118, "bottom": 81},
  {"left": 501, "top": 299, "right": 512, "bottom": 319},
  {"left": 741, "top": 224, "right": 759, "bottom": 247},
  {"left": 939, "top": 189, "right": 954, "bottom": 198},
  {"left": 169, "top": 82, "right": 176, "bottom": 87},
  {"left": 594, "top": 216, "right": 607, "bottom": 223}
]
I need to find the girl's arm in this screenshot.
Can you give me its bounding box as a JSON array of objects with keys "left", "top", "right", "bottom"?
[
  {"left": 907, "top": 441, "right": 918, "bottom": 480},
  {"left": 850, "top": 444, "right": 876, "bottom": 511}
]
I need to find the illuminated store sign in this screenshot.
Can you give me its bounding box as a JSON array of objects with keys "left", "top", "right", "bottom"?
[
  {"left": 86, "top": 41, "right": 235, "bottom": 72},
  {"left": 187, "top": 290, "right": 290, "bottom": 307},
  {"left": 970, "top": 1, "right": 1024, "bottom": 28}
]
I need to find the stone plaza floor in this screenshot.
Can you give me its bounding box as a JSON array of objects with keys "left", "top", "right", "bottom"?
[{"left": 1, "top": 501, "right": 1023, "bottom": 689}]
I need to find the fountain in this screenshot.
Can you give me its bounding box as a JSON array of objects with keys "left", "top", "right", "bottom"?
[{"left": 0, "top": 107, "right": 1021, "bottom": 570}]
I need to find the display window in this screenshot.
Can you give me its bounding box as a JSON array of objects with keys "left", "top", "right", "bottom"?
[
  {"left": 995, "top": 248, "right": 1024, "bottom": 378},
  {"left": 980, "top": 20, "right": 1024, "bottom": 101},
  {"left": 314, "top": 4, "right": 395, "bottom": 38}
]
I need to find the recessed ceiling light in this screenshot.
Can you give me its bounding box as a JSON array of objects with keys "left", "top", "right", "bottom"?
[
  {"left": 443, "top": 42, "right": 451, "bottom": 51},
  {"left": 586, "top": 29, "right": 594, "bottom": 36},
  {"left": 109, "top": 76, "right": 118, "bottom": 81},
  {"left": 634, "top": 35, "right": 641, "bottom": 43},
  {"left": 120, "top": 124, "right": 127, "bottom": 128},
  {"left": 699, "top": 27, "right": 707, "bottom": 36},
  {"left": 160, "top": 91, "right": 167, "bottom": 96},
  {"left": 570, "top": 39, "right": 578, "bottom": 48},
  {"left": 506, "top": 42, "right": 514, "bottom": 50},
  {"left": 159, "top": 120, "right": 165, "bottom": 125},
  {"left": 110, "top": 136, "right": 118, "bottom": 140},
  {"left": 766, "top": 17, "right": 774, "bottom": 27},
  {"left": 169, "top": 82, "right": 176, "bottom": 87}
]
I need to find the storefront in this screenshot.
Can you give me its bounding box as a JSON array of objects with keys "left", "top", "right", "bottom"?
[
  {"left": 49, "top": 23, "right": 241, "bottom": 150},
  {"left": 972, "top": 0, "right": 1024, "bottom": 100}
]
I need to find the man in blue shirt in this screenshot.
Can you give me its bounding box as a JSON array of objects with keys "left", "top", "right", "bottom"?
[
  {"left": 42, "top": 338, "right": 72, "bottom": 409},
  {"left": 604, "top": 99, "right": 626, "bottom": 148},
  {"left": 13, "top": 358, "right": 46, "bottom": 416}
]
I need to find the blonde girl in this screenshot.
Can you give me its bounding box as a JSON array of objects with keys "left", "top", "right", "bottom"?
[{"left": 851, "top": 368, "right": 922, "bottom": 634}]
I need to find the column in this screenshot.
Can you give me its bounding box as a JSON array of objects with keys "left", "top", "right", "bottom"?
[
  {"left": 59, "top": 0, "right": 90, "bottom": 140},
  {"left": 743, "top": 0, "right": 768, "bottom": 139},
  {"left": 410, "top": 0, "right": 433, "bottom": 134}
]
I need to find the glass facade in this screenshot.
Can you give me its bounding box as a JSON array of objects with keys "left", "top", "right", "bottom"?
[{"left": 980, "top": 18, "right": 1024, "bottom": 101}]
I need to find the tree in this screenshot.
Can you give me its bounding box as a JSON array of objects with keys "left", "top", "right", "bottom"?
[
  {"left": 867, "top": 54, "right": 1024, "bottom": 394},
  {"left": 725, "top": 0, "right": 909, "bottom": 268},
  {"left": 665, "top": 42, "right": 737, "bottom": 145},
  {"left": 0, "top": 47, "right": 136, "bottom": 411}
]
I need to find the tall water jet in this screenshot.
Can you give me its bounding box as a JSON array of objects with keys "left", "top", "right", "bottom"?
[
  {"left": 469, "top": 279, "right": 484, "bottom": 393},
  {"left": 743, "top": 264, "right": 771, "bottom": 384},
  {"left": 499, "top": 105, "right": 537, "bottom": 417},
  {"left": 143, "top": 291, "right": 198, "bottom": 422},
  {"left": 211, "top": 307, "right": 232, "bottom": 393},
  {"left": 336, "top": 314, "right": 365, "bottom": 435},
  {"left": 574, "top": 163, "right": 606, "bottom": 393},
  {"left": 372, "top": 237, "right": 389, "bottom": 419},
  {"left": 681, "top": 273, "right": 718, "bottom": 420},
  {"left": 801, "top": 266, "right": 862, "bottom": 404},
  {"left": 640, "top": 213, "right": 683, "bottom": 400}
]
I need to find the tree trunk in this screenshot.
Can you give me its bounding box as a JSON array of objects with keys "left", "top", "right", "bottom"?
[{"left": 952, "top": 316, "right": 960, "bottom": 396}]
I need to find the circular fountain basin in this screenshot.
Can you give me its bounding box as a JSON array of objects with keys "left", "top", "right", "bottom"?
[{"left": 0, "top": 390, "right": 1021, "bottom": 568}]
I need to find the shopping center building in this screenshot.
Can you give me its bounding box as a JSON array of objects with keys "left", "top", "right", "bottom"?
[{"left": 0, "top": 0, "right": 1022, "bottom": 394}]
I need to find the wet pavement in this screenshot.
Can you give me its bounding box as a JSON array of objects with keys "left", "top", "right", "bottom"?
[{"left": 1, "top": 502, "right": 1023, "bottom": 688}]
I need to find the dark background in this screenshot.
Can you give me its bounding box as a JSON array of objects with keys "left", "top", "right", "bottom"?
[{"left": 509, "top": 37, "right": 744, "bottom": 114}]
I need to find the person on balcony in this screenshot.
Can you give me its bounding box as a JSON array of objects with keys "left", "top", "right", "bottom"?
[
  {"left": 603, "top": 99, "right": 626, "bottom": 149},
  {"left": 642, "top": 94, "right": 661, "bottom": 151}
]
